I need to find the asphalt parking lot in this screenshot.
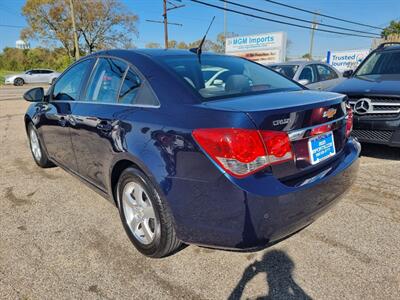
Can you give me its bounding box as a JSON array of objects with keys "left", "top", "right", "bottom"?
[{"left": 0, "top": 84, "right": 399, "bottom": 300}]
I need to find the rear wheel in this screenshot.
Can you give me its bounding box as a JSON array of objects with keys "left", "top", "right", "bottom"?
[
  {"left": 14, "top": 78, "right": 24, "bottom": 86},
  {"left": 117, "top": 167, "right": 181, "bottom": 258},
  {"left": 27, "top": 123, "right": 54, "bottom": 168}
]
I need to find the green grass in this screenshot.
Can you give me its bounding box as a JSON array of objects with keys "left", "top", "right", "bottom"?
[{"left": 0, "top": 70, "right": 19, "bottom": 85}]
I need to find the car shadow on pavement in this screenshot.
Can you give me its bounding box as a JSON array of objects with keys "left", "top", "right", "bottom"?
[
  {"left": 228, "top": 250, "right": 312, "bottom": 300},
  {"left": 360, "top": 143, "right": 400, "bottom": 161}
]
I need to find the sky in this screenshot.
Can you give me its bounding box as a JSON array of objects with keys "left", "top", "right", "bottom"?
[{"left": 0, "top": 0, "right": 399, "bottom": 58}]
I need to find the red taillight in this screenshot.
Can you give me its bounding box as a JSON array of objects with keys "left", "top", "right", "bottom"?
[
  {"left": 260, "top": 131, "right": 293, "bottom": 163},
  {"left": 345, "top": 104, "right": 353, "bottom": 137},
  {"left": 192, "top": 128, "right": 293, "bottom": 178}
]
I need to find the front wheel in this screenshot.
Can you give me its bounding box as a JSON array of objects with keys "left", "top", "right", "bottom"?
[
  {"left": 14, "top": 78, "right": 24, "bottom": 86},
  {"left": 27, "top": 123, "right": 54, "bottom": 168},
  {"left": 117, "top": 167, "right": 181, "bottom": 258}
]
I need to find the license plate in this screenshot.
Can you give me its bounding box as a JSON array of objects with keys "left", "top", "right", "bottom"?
[{"left": 308, "top": 131, "right": 336, "bottom": 165}]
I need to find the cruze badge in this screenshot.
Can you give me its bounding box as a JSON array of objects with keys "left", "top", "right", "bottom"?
[
  {"left": 273, "top": 118, "right": 290, "bottom": 126},
  {"left": 323, "top": 108, "right": 337, "bottom": 119}
]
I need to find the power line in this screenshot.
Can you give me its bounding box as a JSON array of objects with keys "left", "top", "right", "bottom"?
[
  {"left": 219, "top": 0, "right": 380, "bottom": 37},
  {"left": 0, "top": 24, "right": 24, "bottom": 28},
  {"left": 190, "top": 0, "right": 379, "bottom": 39},
  {"left": 262, "top": 0, "right": 384, "bottom": 30}
]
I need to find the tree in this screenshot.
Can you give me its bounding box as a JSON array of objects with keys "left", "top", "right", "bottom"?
[
  {"left": 145, "top": 42, "right": 161, "bottom": 49},
  {"left": 211, "top": 32, "right": 238, "bottom": 53},
  {"left": 21, "top": 0, "right": 78, "bottom": 58},
  {"left": 381, "top": 20, "right": 400, "bottom": 39},
  {"left": 21, "top": 0, "right": 139, "bottom": 57},
  {"left": 167, "top": 40, "right": 178, "bottom": 49},
  {"left": 177, "top": 41, "right": 189, "bottom": 49},
  {"left": 302, "top": 53, "right": 311, "bottom": 60},
  {"left": 74, "top": 0, "right": 138, "bottom": 53}
]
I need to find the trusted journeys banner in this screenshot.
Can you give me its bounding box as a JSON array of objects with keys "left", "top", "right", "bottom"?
[{"left": 327, "top": 49, "right": 370, "bottom": 73}]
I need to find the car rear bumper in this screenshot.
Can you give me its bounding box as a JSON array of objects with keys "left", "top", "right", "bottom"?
[
  {"left": 352, "top": 116, "right": 400, "bottom": 147},
  {"left": 167, "top": 138, "right": 361, "bottom": 249}
]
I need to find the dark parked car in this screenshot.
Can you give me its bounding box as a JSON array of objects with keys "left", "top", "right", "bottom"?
[
  {"left": 23, "top": 49, "right": 360, "bottom": 258},
  {"left": 331, "top": 43, "right": 400, "bottom": 147}
]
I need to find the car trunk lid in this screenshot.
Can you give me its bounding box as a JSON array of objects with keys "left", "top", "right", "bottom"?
[{"left": 202, "top": 90, "right": 348, "bottom": 179}]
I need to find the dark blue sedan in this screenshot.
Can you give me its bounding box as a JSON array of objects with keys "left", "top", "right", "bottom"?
[{"left": 23, "top": 49, "right": 360, "bottom": 257}]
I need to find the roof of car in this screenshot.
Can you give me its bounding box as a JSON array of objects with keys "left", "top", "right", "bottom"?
[
  {"left": 93, "top": 48, "right": 221, "bottom": 58},
  {"left": 377, "top": 44, "right": 400, "bottom": 52},
  {"left": 269, "top": 60, "right": 323, "bottom": 66}
]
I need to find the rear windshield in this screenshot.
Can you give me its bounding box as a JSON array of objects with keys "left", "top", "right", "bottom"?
[
  {"left": 355, "top": 50, "right": 400, "bottom": 76},
  {"left": 160, "top": 55, "right": 302, "bottom": 101},
  {"left": 269, "top": 65, "right": 299, "bottom": 79}
]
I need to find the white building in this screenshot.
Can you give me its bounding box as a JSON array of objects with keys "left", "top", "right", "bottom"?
[{"left": 16, "top": 40, "right": 30, "bottom": 49}]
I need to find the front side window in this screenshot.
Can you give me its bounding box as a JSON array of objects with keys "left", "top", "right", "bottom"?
[
  {"left": 160, "top": 55, "right": 301, "bottom": 101},
  {"left": 355, "top": 50, "right": 400, "bottom": 76},
  {"left": 316, "top": 64, "right": 338, "bottom": 81},
  {"left": 85, "top": 58, "right": 127, "bottom": 103},
  {"left": 52, "top": 59, "right": 92, "bottom": 101}
]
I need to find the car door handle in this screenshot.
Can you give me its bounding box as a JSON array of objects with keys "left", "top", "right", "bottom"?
[
  {"left": 96, "top": 121, "right": 113, "bottom": 132},
  {"left": 59, "top": 115, "right": 68, "bottom": 127}
]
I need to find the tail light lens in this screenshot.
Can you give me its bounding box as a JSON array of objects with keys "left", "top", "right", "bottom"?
[
  {"left": 192, "top": 128, "right": 293, "bottom": 178},
  {"left": 345, "top": 104, "right": 353, "bottom": 137}
]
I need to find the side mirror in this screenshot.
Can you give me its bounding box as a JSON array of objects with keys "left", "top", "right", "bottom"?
[
  {"left": 23, "top": 87, "right": 44, "bottom": 102},
  {"left": 213, "top": 79, "right": 224, "bottom": 86},
  {"left": 343, "top": 70, "right": 353, "bottom": 78},
  {"left": 298, "top": 79, "right": 310, "bottom": 86}
]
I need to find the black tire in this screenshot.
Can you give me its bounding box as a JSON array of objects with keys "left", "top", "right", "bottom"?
[
  {"left": 14, "top": 78, "right": 24, "bottom": 86},
  {"left": 27, "top": 123, "right": 55, "bottom": 168},
  {"left": 117, "top": 167, "right": 181, "bottom": 258}
]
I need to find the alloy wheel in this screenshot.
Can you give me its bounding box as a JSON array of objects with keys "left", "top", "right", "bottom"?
[
  {"left": 30, "top": 128, "right": 42, "bottom": 162},
  {"left": 121, "top": 181, "right": 158, "bottom": 245}
]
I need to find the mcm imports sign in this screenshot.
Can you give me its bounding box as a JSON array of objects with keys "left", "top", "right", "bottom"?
[
  {"left": 225, "top": 32, "right": 287, "bottom": 64},
  {"left": 326, "top": 49, "right": 370, "bottom": 72}
]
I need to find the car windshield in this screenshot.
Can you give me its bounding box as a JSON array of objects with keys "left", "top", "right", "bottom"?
[
  {"left": 355, "top": 50, "right": 400, "bottom": 76},
  {"left": 160, "top": 55, "right": 302, "bottom": 101},
  {"left": 269, "top": 65, "right": 299, "bottom": 79}
]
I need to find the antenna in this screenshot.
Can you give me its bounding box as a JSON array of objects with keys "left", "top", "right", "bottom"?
[{"left": 190, "top": 16, "right": 215, "bottom": 62}]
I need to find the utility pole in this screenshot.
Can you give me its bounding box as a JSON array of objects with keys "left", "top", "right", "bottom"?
[
  {"left": 69, "top": 0, "right": 80, "bottom": 60},
  {"left": 223, "top": 0, "right": 227, "bottom": 51},
  {"left": 147, "top": 1, "right": 184, "bottom": 49},
  {"left": 163, "top": 0, "right": 168, "bottom": 48},
  {"left": 308, "top": 11, "right": 318, "bottom": 61}
]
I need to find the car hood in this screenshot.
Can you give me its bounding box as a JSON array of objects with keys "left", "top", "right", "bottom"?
[
  {"left": 330, "top": 74, "right": 400, "bottom": 95},
  {"left": 5, "top": 74, "right": 23, "bottom": 79}
]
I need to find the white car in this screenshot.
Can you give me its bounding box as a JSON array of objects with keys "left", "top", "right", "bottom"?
[
  {"left": 269, "top": 61, "right": 343, "bottom": 90},
  {"left": 4, "top": 69, "right": 61, "bottom": 86}
]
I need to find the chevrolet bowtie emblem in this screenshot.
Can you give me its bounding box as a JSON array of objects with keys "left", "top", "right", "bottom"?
[{"left": 323, "top": 108, "right": 337, "bottom": 119}]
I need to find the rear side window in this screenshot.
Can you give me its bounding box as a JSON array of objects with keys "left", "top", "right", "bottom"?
[
  {"left": 270, "top": 65, "right": 299, "bottom": 79},
  {"left": 53, "top": 59, "right": 92, "bottom": 101},
  {"left": 119, "top": 68, "right": 141, "bottom": 104},
  {"left": 316, "top": 64, "right": 338, "bottom": 81},
  {"left": 85, "top": 58, "right": 128, "bottom": 103}
]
